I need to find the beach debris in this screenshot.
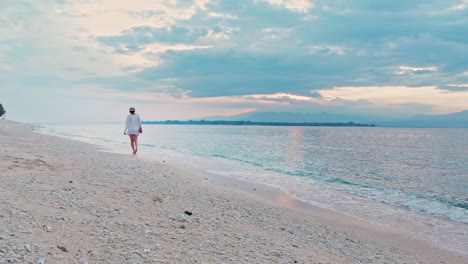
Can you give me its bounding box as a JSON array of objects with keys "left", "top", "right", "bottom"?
[
  {"left": 152, "top": 196, "right": 164, "bottom": 203},
  {"left": 183, "top": 211, "right": 192, "bottom": 216},
  {"left": 179, "top": 224, "right": 186, "bottom": 229},
  {"left": 52, "top": 253, "right": 65, "bottom": 259},
  {"left": 24, "top": 244, "right": 31, "bottom": 252},
  {"left": 44, "top": 225, "right": 53, "bottom": 232},
  {"left": 57, "top": 245, "right": 68, "bottom": 252},
  {"left": 69, "top": 181, "right": 73, "bottom": 183},
  {"left": 143, "top": 247, "right": 151, "bottom": 253},
  {"left": 36, "top": 258, "right": 46, "bottom": 264},
  {"left": 145, "top": 230, "right": 160, "bottom": 236}
]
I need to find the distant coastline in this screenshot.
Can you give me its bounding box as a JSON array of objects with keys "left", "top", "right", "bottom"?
[{"left": 143, "top": 120, "right": 375, "bottom": 127}]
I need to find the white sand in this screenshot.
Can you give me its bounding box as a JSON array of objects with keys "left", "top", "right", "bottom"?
[{"left": 0, "top": 119, "right": 466, "bottom": 264}]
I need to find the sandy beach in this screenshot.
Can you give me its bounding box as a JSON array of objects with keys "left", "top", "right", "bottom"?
[{"left": 0, "top": 119, "right": 466, "bottom": 264}]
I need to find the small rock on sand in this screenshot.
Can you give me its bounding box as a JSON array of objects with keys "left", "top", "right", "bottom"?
[
  {"left": 57, "top": 245, "right": 68, "bottom": 252},
  {"left": 172, "top": 214, "right": 188, "bottom": 222}
]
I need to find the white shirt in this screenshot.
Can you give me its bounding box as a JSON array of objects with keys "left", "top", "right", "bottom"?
[{"left": 125, "top": 114, "right": 142, "bottom": 135}]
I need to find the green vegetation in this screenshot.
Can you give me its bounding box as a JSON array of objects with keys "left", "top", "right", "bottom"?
[
  {"left": 143, "top": 120, "right": 375, "bottom": 127},
  {"left": 0, "top": 104, "right": 5, "bottom": 118}
]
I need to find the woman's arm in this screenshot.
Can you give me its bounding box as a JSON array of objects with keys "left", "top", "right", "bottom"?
[
  {"left": 138, "top": 114, "right": 143, "bottom": 133},
  {"left": 124, "top": 115, "right": 130, "bottom": 135}
]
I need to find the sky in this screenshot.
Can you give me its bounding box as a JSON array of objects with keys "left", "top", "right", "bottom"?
[{"left": 1, "top": 0, "right": 468, "bottom": 123}]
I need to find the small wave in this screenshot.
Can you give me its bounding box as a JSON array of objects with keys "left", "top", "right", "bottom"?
[
  {"left": 141, "top": 144, "right": 156, "bottom": 147},
  {"left": 263, "top": 166, "right": 468, "bottom": 224},
  {"left": 202, "top": 154, "right": 468, "bottom": 224},
  {"left": 41, "top": 127, "right": 126, "bottom": 146},
  {"left": 211, "top": 154, "right": 264, "bottom": 167},
  {"left": 455, "top": 203, "right": 468, "bottom": 210},
  {"left": 264, "top": 166, "right": 362, "bottom": 185}
]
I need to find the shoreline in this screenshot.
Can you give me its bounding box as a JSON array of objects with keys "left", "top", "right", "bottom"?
[{"left": 1, "top": 119, "right": 466, "bottom": 263}]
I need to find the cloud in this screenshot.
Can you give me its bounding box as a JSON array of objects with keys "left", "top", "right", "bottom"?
[
  {"left": 440, "top": 83, "right": 468, "bottom": 91},
  {"left": 208, "top": 12, "right": 238, "bottom": 19},
  {"left": 396, "top": 66, "right": 438, "bottom": 75},
  {"left": 450, "top": 0, "right": 468, "bottom": 10},
  {"left": 135, "top": 49, "right": 365, "bottom": 97},
  {"left": 316, "top": 85, "right": 468, "bottom": 114},
  {"left": 97, "top": 26, "right": 210, "bottom": 47},
  {"left": 447, "top": 84, "right": 468, "bottom": 87},
  {"left": 2, "top": 0, "right": 468, "bottom": 123},
  {"left": 257, "top": 0, "right": 314, "bottom": 13}
]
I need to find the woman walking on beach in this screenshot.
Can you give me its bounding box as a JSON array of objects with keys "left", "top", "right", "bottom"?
[{"left": 124, "top": 106, "right": 142, "bottom": 155}]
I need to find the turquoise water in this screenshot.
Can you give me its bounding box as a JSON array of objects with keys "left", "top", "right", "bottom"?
[{"left": 39, "top": 124, "right": 468, "bottom": 253}]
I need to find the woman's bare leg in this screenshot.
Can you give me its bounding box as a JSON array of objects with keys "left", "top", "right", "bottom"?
[
  {"left": 133, "top": 135, "right": 139, "bottom": 154},
  {"left": 129, "top": 135, "right": 135, "bottom": 154}
]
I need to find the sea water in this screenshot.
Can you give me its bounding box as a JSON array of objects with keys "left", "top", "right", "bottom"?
[{"left": 39, "top": 124, "right": 468, "bottom": 253}]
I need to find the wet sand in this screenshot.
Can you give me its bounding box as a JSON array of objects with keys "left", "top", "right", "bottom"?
[{"left": 1, "top": 119, "right": 466, "bottom": 263}]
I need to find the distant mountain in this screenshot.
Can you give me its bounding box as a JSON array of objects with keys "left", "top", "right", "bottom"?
[
  {"left": 376, "top": 110, "right": 468, "bottom": 128},
  {"left": 144, "top": 120, "right": 374, "bottom": 127},
  {"left": 198, "top": 110, "right": 468, "bottom": 128},
  {"left": 201, "top": 112, "right": 373, "bottom": 123},
  {"left": 197, "top": 112, "right": 253, "bottom": 121}
]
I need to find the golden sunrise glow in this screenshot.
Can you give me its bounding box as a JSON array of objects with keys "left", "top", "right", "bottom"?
[{"left": 317, "top": 86, "right": 468, "bottom": 113}]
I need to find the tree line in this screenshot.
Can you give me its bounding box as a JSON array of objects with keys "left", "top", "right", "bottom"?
[{"left": 0, "top": 104, "right": 5, "bottom": 118}]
